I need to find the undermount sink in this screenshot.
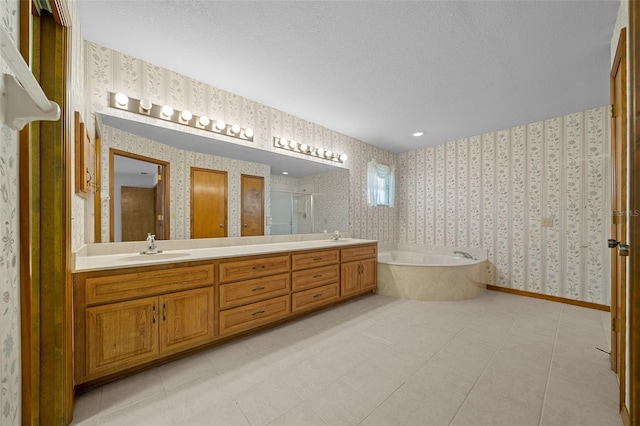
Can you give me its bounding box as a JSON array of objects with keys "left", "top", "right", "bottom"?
[{"left": 118, "top": 252, "right": 191, "bottom": 262}]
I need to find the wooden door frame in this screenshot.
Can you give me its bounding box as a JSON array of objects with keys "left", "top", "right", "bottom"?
[
  {"left": 109, "top": 149, "right": 170, "bottom": 242},
  {"left": 629, "top": 2, "right": 640, "bottom": 424},
  {"left": 19, "top": 2, "right": 74, "bottom": 424},
  {"left": 190, "top": 167, "right": 228, "bottom": 238},
  {"left": 611, "top": 27, "right": 627, "bottom": 413}
]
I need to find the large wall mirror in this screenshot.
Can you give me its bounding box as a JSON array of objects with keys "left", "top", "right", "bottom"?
[{"left": 100, "top": 115, "right": 350, "bottom": 242}]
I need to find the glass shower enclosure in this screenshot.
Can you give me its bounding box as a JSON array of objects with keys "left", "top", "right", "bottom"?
[{"left": 270, "top": 190, "right": 314, "bottom": 235}]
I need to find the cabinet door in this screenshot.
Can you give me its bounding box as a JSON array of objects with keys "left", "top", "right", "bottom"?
[
  {"left": 340, "top": 261, "right": 361, "bottom": 296},
  {"left": 86, "top": 297, "right": 159, "bottom": 377},
  {"left": 160, "top": 287, "right": 215, "bottom": 354},
  {"left": 360, "top": 259, "right": 377, "bottom": 290}
]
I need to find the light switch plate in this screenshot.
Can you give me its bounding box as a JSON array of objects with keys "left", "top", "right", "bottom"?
[{"left": 541, "top": 217, "right": 554, "bottom": 227}]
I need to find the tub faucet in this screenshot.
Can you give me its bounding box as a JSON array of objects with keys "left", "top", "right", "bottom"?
[
  {"left": 331, "top": 230, "right": 341, "bottom": 240},
  {"left": 141, "top": 233, "right": 162, "bottom": 254},
  {"left": 454, "top": 250, "right": 475, "bottom": 260}
]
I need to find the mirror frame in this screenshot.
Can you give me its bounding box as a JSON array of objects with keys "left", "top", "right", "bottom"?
[{"left": 109, "top": 148, "right": 171, "bottom": 242}]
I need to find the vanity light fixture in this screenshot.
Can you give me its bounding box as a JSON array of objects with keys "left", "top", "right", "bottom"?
[
  {"left": 180, "top": 110, "right": 193, "bottom": 122},
  {"left": 139, "top": 98, "right": 152, "bottom": 113},
  {"left": 198, "top": 115, "right": 210, "bottom": 127},
  {"left": 161, "top": 105, "right": 174, "bottom": 118},
  {"left": 108, "top": 93, "right": 255, "bottom": 142},
  {"left": 272, "top": 136, "right": 347, "bottom": 164},
  {"left": 115, "top": 92, "right": 129, "bottom": 108}
]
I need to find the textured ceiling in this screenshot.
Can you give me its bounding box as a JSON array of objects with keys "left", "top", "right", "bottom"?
[{"left": 77, "top": 0, "right": 619, "bottom": 154}]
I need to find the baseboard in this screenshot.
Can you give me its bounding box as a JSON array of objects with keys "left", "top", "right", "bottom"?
[{"left": 486, "top": 285, "right": 610, "bottom": 312}]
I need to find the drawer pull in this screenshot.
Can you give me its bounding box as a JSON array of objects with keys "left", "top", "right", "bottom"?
[
  {"left": 252, "top": 265, "right": 266, "bottom": 270},
  {"left": 252, "top": 287, "right": 266, "bottom": 292},
  {"left": 313, "top": 293, "right": 323, "bottom": 298},
  {"left": 252, "top": 310, "right": 265, "bottom": 316},
  {"left": 313, "top": 257, "right": 323, "bottom": 261},
  {"left": 313, "top": 274, "right": 323, "bottom": 278}
]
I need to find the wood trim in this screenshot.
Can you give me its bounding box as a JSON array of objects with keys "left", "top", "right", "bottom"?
[
  {"left": 611, "top": 25, "right": 628, "bottom": 413},
  {"left": 94, "top": 134, "right": 102, "bottom": 242},
  {"left": 486, "top": 285, "right": 610, "bottom": 312},
  {"left": 38, "top": 11, "right": 73, "bottom": 423},
  {"left": 19, "top": 3, "right": 36, "bottom": 424},
  {"left": 629, "top": 1, "right": 640, "bottom": 423},
  {"left": 109, "top": 149, "right": 170, "bottom": 242}
]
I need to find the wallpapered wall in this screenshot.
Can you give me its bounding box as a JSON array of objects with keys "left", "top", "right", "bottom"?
[
  {"left": 397, "top": 107, "right": 610, "bottom": 305},
  {"left": 82, "top": 41, "right": 398, "bottom": 250},
  {"left": 0, "top": 2, "right": 21, "bottom": 423}
]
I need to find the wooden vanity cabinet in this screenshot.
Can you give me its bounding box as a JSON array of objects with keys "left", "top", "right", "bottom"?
[
  {"left": 340, "top": 244, "right": 377, "bottom": 297},
  {"left": 74, "top": 262, "right": 215, "bottom": 383},
  {"left": 74, "top": 242, "right": 378, "bottom": 386},
  {"left": 291, "top": 249, "right": 340, "bottom": 313},
  {"left": 218, "top": 254, "right": 292, "bottom": 337}
]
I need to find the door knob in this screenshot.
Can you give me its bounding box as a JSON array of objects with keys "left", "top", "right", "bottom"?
[
  {"left": 219, "top": 224, "right": 224, "bottom": 228},
  {"left": 608, "top": 239, "right": 620, "bottom": 248},
  {"left": 244, "top": 223, "right": 248, "bottom": 227},
  {"left": 619, "top": 244, "right": 630, "bottom": 257}
]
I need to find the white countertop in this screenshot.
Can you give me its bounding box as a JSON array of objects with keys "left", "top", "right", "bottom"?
[{"left": 73, "top": 238, "right": 376, "bottom": 272}]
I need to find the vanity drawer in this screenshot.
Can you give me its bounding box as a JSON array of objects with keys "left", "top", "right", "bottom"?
[
  {"left": 219, "top": 295, "right": 290, "bottom": 336},
  {"left": 83, "top": 264, "right": 215, "bottom": 305},
  {"left": 341, "top": 244, "right": 377, "bottom": 262},
  {"left": 292, "top": 283, "right": 339, "bottom": 313},
  {"left": 292, "top": 264, "right": 339, "bottom": 292},
  {"left": 291, "top": 249, "right": 339, "bottom": 270},
  {"left": 219, "top": 254, "right": 290, "bottom": 283},
  {"left": 219, "top": 273, "right": 290, "bottom": 310}
]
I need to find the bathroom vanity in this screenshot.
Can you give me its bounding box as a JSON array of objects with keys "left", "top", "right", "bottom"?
[{"left": 72, "top": 239, "right": 377, "bottom": 387}]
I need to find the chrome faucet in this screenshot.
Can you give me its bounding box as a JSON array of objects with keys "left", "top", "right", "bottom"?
[
  {"left": 331, "top": 230, "right": 341, "bottom": 240},
  {"left": 141, "top": 233, "right": 162, "bottom": 254},
  {"left": 454, "top": 250, "right": 475, "bottom": 260}
]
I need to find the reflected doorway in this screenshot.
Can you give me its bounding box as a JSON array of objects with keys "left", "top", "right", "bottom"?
[{"left": 110, "top": 149, "right": 170, "bottom": 242}]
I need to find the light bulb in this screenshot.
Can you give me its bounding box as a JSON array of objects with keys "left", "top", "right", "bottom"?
[
  {"left": 316, "top": 148, "right": 324, "bottom": 157},
  {"left": 325, "top": 150, "right": 333, "bottom": 159},
  {"left": 278, "top": 138, "right": 287, "bottom": 147},
  {"left": 299, "top": 143, "right": 308, "bottom": 153},
  {"left": 215, "top": 120, "right": 226, "bottom": 130},
  {"left": 139, "top": 98, "right": 152, "bottom": 111},
  {"left": 288, "top": 140, "right": 298, "bottom": 149},
  {"left": 244, "top": 128, "right": 254, "bottom": 138},
  {"left": 161, "top": 105, "right": 174, "bottom": 117},
  {"left": 199, "top": 115, "right": 210, "bottom": 127},
  {"left": 339, "top": 153, "right": 348, "bottom": 162},
  {"left": 115, "top": 92, "right": 129, "bottom": 106},
  {"left": 231, "top": 124, "right": 241, "bottom": 134},
  {"left": 181, "top": 110, "right": 193, "bottom": 121},
  {"left": 413, "top": 131, "right": 424, "bottom": 137}
]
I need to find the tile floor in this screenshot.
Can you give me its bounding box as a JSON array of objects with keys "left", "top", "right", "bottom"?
[{"left": 71, "top": 291, "right": 622, "bottom": 426}]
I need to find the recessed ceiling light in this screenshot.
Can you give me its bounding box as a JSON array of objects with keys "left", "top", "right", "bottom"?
[
  {"left": 282, "top": 171, "right": 289, "bottom": 175},
  {"left": 413, "top": 131, "right": 424, "bottom": 137}
]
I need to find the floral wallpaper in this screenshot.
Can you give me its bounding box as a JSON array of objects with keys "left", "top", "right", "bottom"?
[
  {"left": 397, "top": 107, "right": 610, "bottom": 305},
  {"left": 0, "top": 1, "right": 21, "bottom": 424},
  {"left": 82, "top": 42, "right": 398, "bottom": 247}
]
